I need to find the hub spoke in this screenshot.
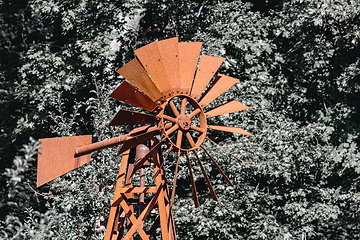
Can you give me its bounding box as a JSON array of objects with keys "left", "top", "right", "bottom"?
[
  {"left": 188, "top": 108, "right": 201, "bottom": 119},
  {"left": 169, "top": 100, "right": 180, "bottom": 117},
  {"left": 166, "top": 124, "right": 179, "bottom": 136},
  {"left": 162, "top": 114, "right": 177, "bottom": 123},
  {"left": 176, "top": 130, "right": 183, "bottom": 149},
  {"left": 180, "top": 97, "right": 187, "bottom": 115},
  {"left": 185, "top": 132, "right": 196, "bottom": 148},
  {"left": 190, "top": 125, "right": 205, "bottom": 133}
]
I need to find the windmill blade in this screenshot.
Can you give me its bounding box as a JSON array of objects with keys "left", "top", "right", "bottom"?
[
  {"left": 118, "top": 128, "right": 161, "bottom": 155},
  {"left": 190, "top": 55, "right": 224, "bottom": 99},
  {"left": 205, "top": 100, "right": 249, "bottom": 118},
  {"left": 186, "top": 152, "right": 199, "bottom": 208},
  {"left": 193, "top": 150, "right": 218, "bottom": 201},
  {"left": 178, "top": 42, "right": 202, "bottom": 92},
  {"left": 130, "top": 139, "right": 165, "bottom": 178},
  {"left": 156, "top": 37, "right": 180, "bottom": 91},
  {"left": 135, "top": 37, "right": 179, "bottom": 93},
  {"left": 208, "top": 125, "right": 253, "bottom": 136},
  {"left": 128, "top": 124, "right": 153, "bottom": 136},
  {"left": 110, "top": 80, "right": 159, "bottom": 113},
  {"left": 109, "top": 109, "right": 156, "bottom": 126},
  {"left": 199, "top": 74, "right": 239, "bottom": 107},
  {"left": 200, "top": 145, "right": 234, "bottom": 187},
  {"left": 116, "top": 58, "right": 162, "bottom": 101},
  {"left": 37, "top": 135, "right": 92, "bottom": 187}
]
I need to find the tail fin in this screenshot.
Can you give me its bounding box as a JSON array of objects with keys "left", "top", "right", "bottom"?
[{"left": 37, "top": 135, "right": 92, "bottom": 187}]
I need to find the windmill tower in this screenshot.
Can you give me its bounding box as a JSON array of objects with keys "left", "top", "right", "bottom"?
[{"left": 37, "top": 37, "right": 252, "bottom": 239}]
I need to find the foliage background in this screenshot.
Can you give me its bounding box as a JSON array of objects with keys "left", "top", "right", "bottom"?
[{"left": 0, "top": 0, "right": 359, "bottom": 239}]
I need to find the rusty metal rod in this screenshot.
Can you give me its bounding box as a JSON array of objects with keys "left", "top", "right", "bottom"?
[
  {"left": 74, "top": 124, "right": 168, "bottom": 157},
  {"left": 75, "top": 135, "right": 129, "bottom": 157}
]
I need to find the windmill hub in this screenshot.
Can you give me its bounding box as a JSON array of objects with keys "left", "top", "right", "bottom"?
[
  {"left": 177, "top": 115, "right": 191, "bottom": 131},
  {"left": 158, "top": 94, "right": 208, "bottom": 151}
]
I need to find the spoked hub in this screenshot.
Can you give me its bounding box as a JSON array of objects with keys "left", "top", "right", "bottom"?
[
  {"left": 159, "top": 95, "right": 207, "bottom": 151},
  {"left": 177, "top": 115, "right": 191, "bottom": 131}
]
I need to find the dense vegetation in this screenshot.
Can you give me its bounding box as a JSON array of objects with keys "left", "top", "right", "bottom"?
[{"left": 1, "top": 0, "right": 359, "bottom": 239}]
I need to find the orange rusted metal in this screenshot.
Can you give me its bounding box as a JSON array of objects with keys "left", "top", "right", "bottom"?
[
  {"left": 186, "top": 152, "right": 199, "bottom": 208},
  {"left": 74, "top": 134, "right": 128, "bottom": 157},
  {"left": 135, "top": 38, "right": 179, "bottom": 94},
  {"left": 159, "top": 95, "right": 207, "bottom": 152},
  {"left": 208, "top": 125, "right": 253, "bottom": 136},
  {"left": 156, "top": 37, "right": 180, "bottom": 92},
  {"left": 105, "top": 142, "right": 176, "bottom": 240},
  {"left": 178, "top": 42, "right": 202, "bottom": 93},
  {"left": 190, "top": 55, "right": 224, "bottom": 99},
  {"left": 136, "top": 144, "right": 149, "bottom": 227},
  {"left": 131, "top": 139, "right": 164, "bottom": 178},
  {"left": 199, "top": 73, "right": 239, "bottom": 107},
  {"left": 201, "top": 145, "right": 234, "bottom": 187},
  {"left": 37, "top": 37, "right": 253, "bottom": 240},
  {"left": 109, "top": 109, "right": 157, "bottom": 126},
  {"left": 205, "top": 100, "right": 250, "bottom": 118},
  {"left": 116, "top": 58, "right": 163, "bottom": 101},
  {"left": 110, "top": 80, "right": 159, "bottom": 112},
  {"left": 193, "top": 149, "right": 218, "bottom": 201},
  {"left": 74, "top": 124, "right": 165, "bottom": 158},
  {"left": 37, "top": 135, "right": 92, "bottom": 187}
]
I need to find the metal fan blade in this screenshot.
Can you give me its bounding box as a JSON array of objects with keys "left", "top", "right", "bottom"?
[
  {"left": 208, "top": 125, "right": 253, "bottom": 136},
  {"left": 130, "top": 139, "right": 165, "bottom": 178},
  {"left": 116, "top": 58, "right": 162, "bottom": 101},
  {"left": 109, "top": 109, "right": 156, "bottom": 126},
  {"left": 37, "top": 135, "right": 92, "bottom": 187},
  {"left": 205, "top": 100, "right": 250, "bottom": 118},
  {"left": 178, "top": 42, "right": 202, "bottom": 92},
  {"left": 110, "top": 80, "right": 159, "bottom": 112},
  {"left": 156, "top": 37, "right": 180, "bottom": 91},
  {"left": 199, "top": 74, "right": 239, "bottom": 107},
  {"left": 190, "top": 55, "right": 224, "bottom": 99},
  {"left": 200, "top": 145, "right": 234, "bottom": 187},
  {"left": 135, "top": 37, "right": 179, "bottom": 93},
  {"left": 118, "top": 128, "right": 161, "bottom": 155},
  {"left": 193, "top": 150, "right": 218, "bottom": 201},
  {"left": 186, "top": 152, "right": 199, "bottom": 208},
  {"left": 128, "top": 124, "right": 152, "bottom": 135}
]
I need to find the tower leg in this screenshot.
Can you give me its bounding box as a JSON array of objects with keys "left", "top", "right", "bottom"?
[{"left": 104, "top": 142, "right": 177, "bottom": 240}]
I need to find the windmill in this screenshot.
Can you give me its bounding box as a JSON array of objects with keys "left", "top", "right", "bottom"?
[{"left": 37, "top": 37, "right": 252, "bottom": 240}]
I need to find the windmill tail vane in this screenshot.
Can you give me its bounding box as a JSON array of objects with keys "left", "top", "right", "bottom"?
[{"left": 37, "top": 37, "right": 252, "bottom": 239}]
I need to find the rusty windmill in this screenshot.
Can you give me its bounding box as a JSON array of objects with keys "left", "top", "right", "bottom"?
[{"left": 37, "top": 37, "right": 252, "bottom": 240}]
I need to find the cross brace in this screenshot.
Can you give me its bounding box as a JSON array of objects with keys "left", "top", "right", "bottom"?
[{"left": 104, "top": 141, "right": 176, "bottom": 240}]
